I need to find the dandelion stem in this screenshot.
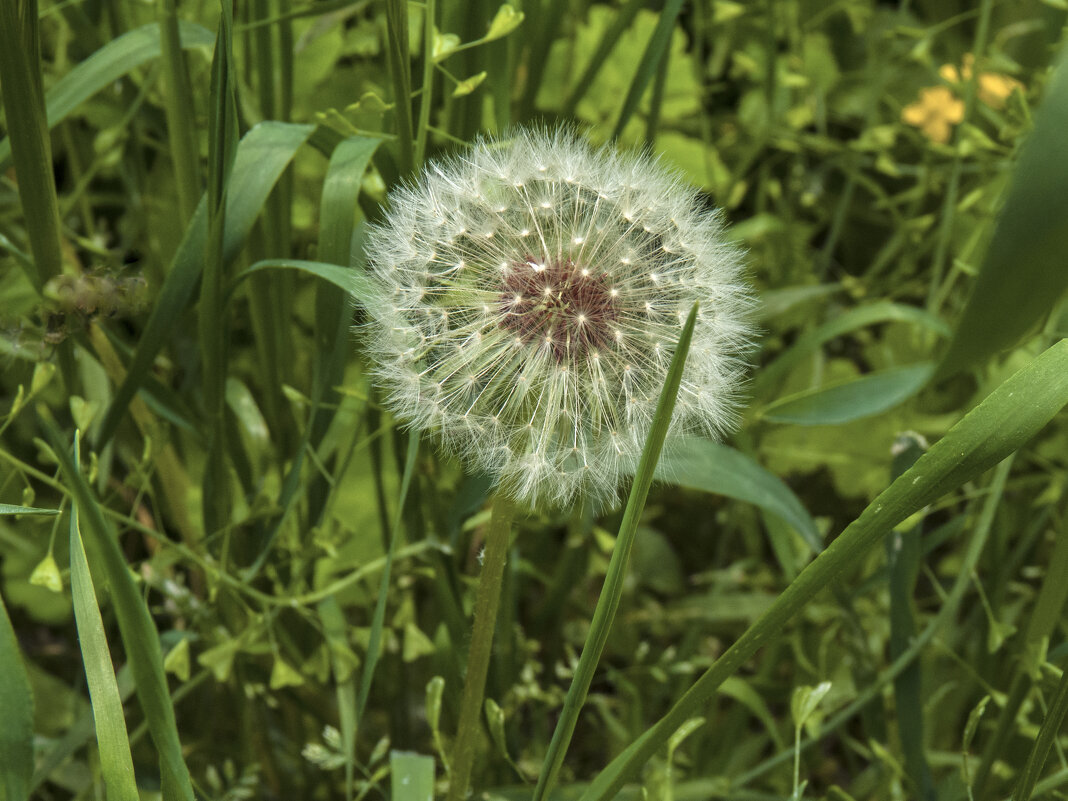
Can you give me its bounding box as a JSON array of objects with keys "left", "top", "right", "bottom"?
[{"left": 446, "top": 492, "right": 517, "bottom": 801}]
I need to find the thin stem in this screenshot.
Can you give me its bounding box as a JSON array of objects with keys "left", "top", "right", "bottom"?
[
  {"left": 414, "top": 0, "right": 435, "bottom": 166},
  {"left": 446, "top": 492, "right": 517, "bottom": 801}
]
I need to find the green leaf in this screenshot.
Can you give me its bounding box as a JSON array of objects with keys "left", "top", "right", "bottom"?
[
  {"left": 760, "top": 363, "right": 935, "bottom": 425},
  {"left": 937, "top": 45, "right": 1068, "bottom": 379},
  {"left": 69, "top": 445, "right": 140, "bottom": 801},
  {"left": 390, "top": 751, "right": 434, "bottom": 801},
  {"left": 484, "top": 4, "right": 524, "bottom": 42},
  {"left": 611, "top": 0, "right": 685, "bottom": 140},
  {"left": 533, "top": 304, "right": 700, "bottom": 801},
  {"left": 40, "top": 416, "right": 195, "bottom": 801},
  {"left": 578, "top": 338, "right": 1068, "bottom": 801},
  {"left": 754, "top": 302, "right": 949, "bottom": 399},
  {"left": 655, "top": 438, "right": 821, "bottom": 552},
  {"left": 0, "top": 590, "right": 34, "bottom": 801},
  {"left": 233, "top": 258, "right": 373, "bottom": 300},
  {"left": 0, "top": 22, "right": 215, "bottom": 170},
  {"left": 1011, "top": 666, "right": 1068, "bottom": 801},
  {"left": 97, "top": 121, "right": 315, "bottom": 445},
  {"left": 0, "top": 503, "right": 58, "bottom": 515}
]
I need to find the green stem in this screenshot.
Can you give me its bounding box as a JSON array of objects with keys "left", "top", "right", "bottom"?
[
  {"left": 533, "top": 304, "right": 699, "bottom": 801},
  {"left": 446, "top": 493, "right": 517, "bottom": 801},
  {"left": 414, "top": 0, "right": 435, "bottom": 166}
]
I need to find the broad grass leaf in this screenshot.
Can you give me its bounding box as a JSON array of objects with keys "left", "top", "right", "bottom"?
[
  {"left": 760, "top": 363, "right": 935, "bottom": 425},
  {"left": 68, "top": 446, "right": 139, "bottom": 801},
  {"left": 937, "top": 46, "right": 1068, "bottom": 379},
  {"left": 0, "top": 592, "right": 34, "bottom": 801},
  {"left": 655, "top": 438, "right": 821, "bottom": 552}
]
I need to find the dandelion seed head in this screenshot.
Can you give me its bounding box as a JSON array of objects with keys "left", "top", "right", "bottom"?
[{"left": 361, "top": 128, "right": 753, "bottom": 509}]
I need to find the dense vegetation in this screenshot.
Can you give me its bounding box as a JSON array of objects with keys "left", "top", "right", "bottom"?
[{"left": 1, "top": 1, "right": 1068, "bottom": 800}]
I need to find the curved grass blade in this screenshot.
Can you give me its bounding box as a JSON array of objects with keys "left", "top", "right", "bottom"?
[
  {"left": 578, "top": 338, "right": 1068, "bottom": 801},
  {"left": 40, "top": 415, "right": 195, "bottom": 801},
  {"left": 0, "top": 590, "right": 34, "bottom": 801},
  {"left": 232, "top": 259, "right": 374, "bottom": 305},
  {"left": 97, "top": 122, "right": 315, "bottom": 445},
  {"left": 532, "top": 303, "right": 699, "bottom": 801},
  {"left": 0, "top": 22, "right": 214, "bottom": 170},
  {"left": 68, "top": 439, "right": 139, "bottom": 801},
  {"left": 760, "top": 363, "right": 935, "bottom": 425},
  {"left": 610, "top": 0, "right": 685, "bottom": 141},
  {"left": 654, "top": 439, "right": 821, "bottom": 552},
  {"left": 937, "top": 46, "right": 1068, "bottom": 380}
]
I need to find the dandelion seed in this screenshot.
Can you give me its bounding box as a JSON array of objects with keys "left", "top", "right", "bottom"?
[{"left": 360, "top": 128, "right": 753, "bottom": 509}]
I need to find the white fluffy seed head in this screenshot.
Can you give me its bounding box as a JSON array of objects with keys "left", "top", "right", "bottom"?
[{"left": 360, "top": 128, "right": 753, "bottom": 510}]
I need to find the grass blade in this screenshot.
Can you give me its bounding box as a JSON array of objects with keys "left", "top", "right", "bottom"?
[
  {"left": 233, "top": 258, "right": 374, "bottom": 299},
  {"left": 384, "top": 0, "right": 414, "bottom": 175},
  {"left": 0, "top": 0, "right": 64, "bottom": 289},
  {"left": 158, "top": 1, "right": 202, "bottom": 224},
  {"left": 578, "top": 338, "right": 1068, "bottom": 801},
  {"left": 0, "top": 22, "right": 215, "bottom": 170},
  {"left": 610, "top": 0, "right": 685, "bottom": 141},
  {"left": 68, "top": 439, "right": 140, "bottom": 801},
  {"left": 1011, "top": 667, "right": 1068, "bottom": 801},
  {"left": 357, "top": 433, "right": 420, "bottom": 722},
  {"left": 0, "top": 590, "right": 34, "bottom": 801},
  {"left": 96, "top": 121, "right": 315, "bottom": 445},
  {"left": 561, "top": 0, "right": 645, "bottom": 119},
  {"left": 532, "top": 303, "right": 700, "bottom": 801},
  {"left": 655, "top": 439, "right": 821, "bottom": 552},
  {"left": 936, "top": 45, "right": 1068, "bottom": 379},
  {"left": 40, "top": 415, "right": 195, "bottom": 801}
]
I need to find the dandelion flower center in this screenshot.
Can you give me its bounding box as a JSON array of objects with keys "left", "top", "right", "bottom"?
[
  {"left": 361, "top": 129, "right": 753, "bottom": 509},
  {"left": 499, "top": 257, "right": 617, "bottom": 362}
]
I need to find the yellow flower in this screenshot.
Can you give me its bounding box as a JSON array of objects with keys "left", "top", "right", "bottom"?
[
  {"left": 939, "top": 53, "right": 1024, "bottom": 109},
  {"left": 902, "top": 86, "right": 965, "bottom": 143}
]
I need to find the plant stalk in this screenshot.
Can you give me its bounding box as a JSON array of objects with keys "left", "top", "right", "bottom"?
[{"left": 446, "top": 492, "right": 517, "bottom": 801}]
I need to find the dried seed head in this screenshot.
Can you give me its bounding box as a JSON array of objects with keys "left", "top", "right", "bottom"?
[{"left": 360, "top": 129, "right": 753, "bottom": 509}]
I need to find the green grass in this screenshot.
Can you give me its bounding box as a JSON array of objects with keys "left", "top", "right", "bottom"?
[{"left": 2, "top": 2, "right": 1068, "bottom": 801}]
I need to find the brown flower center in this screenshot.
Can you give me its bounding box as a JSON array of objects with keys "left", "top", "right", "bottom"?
[{"left": 498, "top": 257, "right": 618, "bottom": 363}]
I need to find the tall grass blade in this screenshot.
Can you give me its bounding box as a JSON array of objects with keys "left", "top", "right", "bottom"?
[
  {"left": 158, "top": 0, "right": 202, "bottom": 224},
  {"left": 0, "top": 0, "right": 65, "bottom": 289},
  {"left": 532, "top": 303, "right": 700, "bottom": 801},
  {"left": 936, "top": 45, "right": 1068, "bottom": 379},
  {"left": 610, "top": 0, "right": 685, "bottom": 141},
  {"left": 0, "top": 591, "right": 34, "bottom": 801},
  {"left": 384, "top": 0, "right": 414, "bottom": 175},
  {"left": 1011, "top": 667, "right": 1068, "bottom": 801},
  {"left": 68, "top": 439, "right": 140, "bottom": 801},
  {"left": 40, "top": 415, "right": 195, "bottom": 801},
  {"left": 357, "top": 433, "right": 420, "bottom": 722},
  {"left": 561, "top": 0, "right": 645, "bottom": 119},
  {"left": 0, "top": 22, "right": 215, "bottom": 170},
  {"left": 199, "top": 0, "right": 239, "bottom": 537},
  {"left": 578, "top": 338, "right": 1068, "bottom": 801},
  {"left": 96, "top": 122, "right": 315, "bottom": 445}
]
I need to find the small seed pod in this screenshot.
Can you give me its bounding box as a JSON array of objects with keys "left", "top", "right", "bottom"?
[{"left": 360, "top": 129, "right": 753, "bottom": 509}]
